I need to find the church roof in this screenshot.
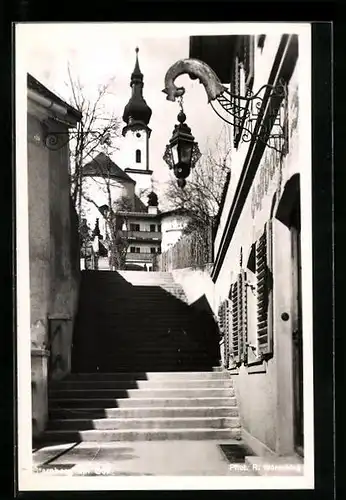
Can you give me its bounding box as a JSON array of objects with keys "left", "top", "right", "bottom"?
[
  {"left": 134, "top": 195, "right": 147, "bottom": 212},
  {"left": 82, "top": 152, "right": 135, "bottom": 184}
]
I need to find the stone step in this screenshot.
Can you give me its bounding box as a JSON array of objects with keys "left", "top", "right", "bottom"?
[
  {"left": 47, "top": 416, "right": 241, "bottom": 431},
  {"left": 71, "top": 342, "right": 212, "bottom": 350},
  {"left": 49, "top": 396, "right": 237, "bottom": 409},
  {"left": 80, "top": 286, "right": 185, "bottom": 292},
  {"left": 75, "top": 354, "right": 219, "bottom": 363},
  {"left": 48, "top": 417, "right": 240, "bottom": 431},
  {"left": 49, "top": 405, "right": 239, "bottom": 419},
  {"left": 49, "top": 388, "right": 235, "bottom": 399},
  {"left": 50, "top": 379, "right": 233, "bottom": 390},
  {"left": 42, "top": 427, "right": 241, "bottom": 442},
  {"left": 71, "top": 365, "right": 221, "bottom": 373},
  {"left": 66, "top": 370, "right": 227, "bottom": 381},
  {"left": 79, "top": 298, "right": 188, "bottom": 305}
]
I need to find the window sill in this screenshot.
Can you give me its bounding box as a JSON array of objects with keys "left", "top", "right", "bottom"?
[
  {"left": 227, "top": 367, "right": 240, "bottom": 375},
  {"left": 246, "top": 360, "right": 267, "bottom": 374}
]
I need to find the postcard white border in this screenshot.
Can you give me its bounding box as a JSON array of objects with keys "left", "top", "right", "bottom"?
[{"left": 16, "top": 21, "right": 313, "bottom": 491}]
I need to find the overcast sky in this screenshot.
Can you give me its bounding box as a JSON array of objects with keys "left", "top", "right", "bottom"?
[{"left": 18, "top": 23, "right": 231, "bottom": 207}]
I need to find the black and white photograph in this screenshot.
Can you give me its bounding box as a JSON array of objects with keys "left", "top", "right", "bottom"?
[{"left": 15, "top": 22, "right": 314, "bottom": 490}]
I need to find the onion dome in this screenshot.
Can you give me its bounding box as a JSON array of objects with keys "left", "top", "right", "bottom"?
[{"left": 123, "top": 48, "right": 152, "bottom": 126}]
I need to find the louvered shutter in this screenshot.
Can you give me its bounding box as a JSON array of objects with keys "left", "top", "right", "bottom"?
[
  {"left": 230, "top": 280, "right": 240, "bottom": 363},
  {"left": 218, "top": 301, "right": 225, "bottom": 336},
  {"left": 232, "top": 55, "right": 241, "bottom": 146},
  {"left": 238, "top": 269, "right": 248, "bottom": 363},
  {"left": 223, "top": 299, "right": 231, "bottom": 368},
  {"left": 256, "top": 221, "right": 273, "bottom": 356},
  {"left": 218, "top": 299, "right": 231, "bottom": 369}
]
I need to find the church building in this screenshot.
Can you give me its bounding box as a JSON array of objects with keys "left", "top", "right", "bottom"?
[{"left": 80, "top": 48, "right": 162, "bottom": 271}]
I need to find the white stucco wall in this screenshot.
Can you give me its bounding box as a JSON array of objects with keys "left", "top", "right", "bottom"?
[
  {"left": 123, "top": 128, "right": 149, "bottom": 171},
  {"left": 212, "top": 57, "right": 301, "bottom": 455},
  {"left": 215, "top": 35, "right": 285, "bottom": 256},
  {"left": 161, "top": 213, "right": 189, "bottom": 252}
]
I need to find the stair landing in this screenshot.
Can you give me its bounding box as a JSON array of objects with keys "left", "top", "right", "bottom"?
[{"left": 33, "top": 440, "right": 256, "bottom": 476}]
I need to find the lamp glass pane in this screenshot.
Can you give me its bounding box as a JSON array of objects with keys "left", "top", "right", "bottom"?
[
  {"left": 180, "top": 141, "right": 193, "bottom": 165},
  {"left": 171, "top": 144, "right": 179, "bottom": 165}
]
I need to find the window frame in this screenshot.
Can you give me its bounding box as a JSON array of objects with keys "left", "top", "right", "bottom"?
[
  {"left": 255, "top": 220, "right": 274, "bottom": 359},
  {"left": 231, "top": 35, "right": 255, "bottom": 148}
]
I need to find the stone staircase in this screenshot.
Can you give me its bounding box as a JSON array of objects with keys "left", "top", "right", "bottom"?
[
  {"left": 44, "top": 270, "right": 242, "bottom": 443},
  {"left": 46, "top": 370, "right": 241, "bottom": 442}
]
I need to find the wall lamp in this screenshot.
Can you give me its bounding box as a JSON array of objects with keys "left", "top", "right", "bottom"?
[
  {"left": 162, "top": 97, "right": 201, "bottom": 189},
  {"left": 162, "top": 58, "right": 288, "bottom": 186}
]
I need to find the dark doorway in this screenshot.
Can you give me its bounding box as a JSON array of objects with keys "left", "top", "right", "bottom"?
[{"left": 290, "top": 191, "right": 304, "bottom": 456}]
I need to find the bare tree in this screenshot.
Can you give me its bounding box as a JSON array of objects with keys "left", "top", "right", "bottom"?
[
  {"left": 65, "top": 64, "right": 121, "bottom": 209},
  {"left": 64, "top": 64, "right": 135, "bottom": 270},
  {"left": 105, "top": 194, "right": 133, "bottom": 271},
  {"left": 81, "top": 165, "right": 134, "bottom": 270}
]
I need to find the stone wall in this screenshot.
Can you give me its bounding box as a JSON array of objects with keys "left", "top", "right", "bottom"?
[{"left": 28, "top": 111, "right": 80, "bottom": 438}]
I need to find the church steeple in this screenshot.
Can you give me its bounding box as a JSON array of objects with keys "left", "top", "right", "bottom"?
[
  {"left": 131, "top": 47, "right": 143, "bottom": 84},
  {"left": 122, "top": 47, "right": 153, "bottom": 202},
  {"left": 122, "top": 48, "right": 152, "bottom": 128}
]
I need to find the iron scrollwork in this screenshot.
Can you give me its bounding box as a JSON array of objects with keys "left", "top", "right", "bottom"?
[
  {"left": 163, "top": 58, "right": 289, "bottom": 156},
  {"left": 43, "top": 127, "right": 111, "bottom": 151}
]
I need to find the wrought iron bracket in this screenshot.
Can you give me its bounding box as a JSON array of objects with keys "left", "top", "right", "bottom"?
[
  {"left": 163, "top": 58, "right": 289, "bottom": 156},
  {"left": 211, "top": 80, "right": 288, "bottom": 155},
  {"left": 42, "top": 123, "right": 111, "bottom": 151}
]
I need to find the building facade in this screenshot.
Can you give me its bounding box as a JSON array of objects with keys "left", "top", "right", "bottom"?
[
  {"left": 186, "top": 33, "right": 305, "bottom": 459},
  {"left": 80, "top": 49, "right": 167, "bottom": 271},
  {"left": 27, "top": 74, "right": 82, "bottom": 437},
  {"left": 160, "top": 209, "right": 190, "bottom": 253}
]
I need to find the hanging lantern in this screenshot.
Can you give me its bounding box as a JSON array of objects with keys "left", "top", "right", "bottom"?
[{"left": 163, "top": 109, "right": 201, "bottom": 188}]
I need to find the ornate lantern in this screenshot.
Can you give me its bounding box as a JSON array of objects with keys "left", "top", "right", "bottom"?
[{"left": 163, "top": 103, "right": 201, "bottom": 188}]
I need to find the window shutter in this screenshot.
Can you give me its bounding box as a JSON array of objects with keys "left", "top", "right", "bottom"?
[
  {"left": 243, "top": 35, "right": 255, "bottom": 90},
  {"left": 232, "top": 55, "right": 241, "bottom": 146},
  {"left": 218, "top": 299, "right": 230, "bottom": 367},
  {"left": 217, "top": 302, "right": 224, "bottom": 336},
  {"left": 223, "top": 299, "right": 231, "bottom": 368},
  {"left": 256, "top": 221, "right": 273, "bottom": 356},
  {"left": 238, "top": 269, "right": 248, "bottom": 363},
  {"left": 230, "top": 280, "right": 240, "bottom": 364}
]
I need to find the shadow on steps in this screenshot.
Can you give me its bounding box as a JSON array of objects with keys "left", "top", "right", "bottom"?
[{"left": 71, "top": 271, "right": 221, "bottom": 373}]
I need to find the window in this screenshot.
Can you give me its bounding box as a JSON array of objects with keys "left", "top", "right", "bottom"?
[
  {"left": 255, "top": 221, "right": 273, "bottom": 357},
  {"left": 136, "top": 149, "right": 141, "bottom": 163},
  {"left": 230, "top": 270, "right": 248, "bottom": 366},
  {"left": 150, "top": 224, "right": 156, "bottom": 232},
  {"left": 150, "top": 247, "right": 156, "bottom": 254},
  {"left": 130, "top": 246, "right": 140, "bottom": 253},
  {"left": 130, "top": 224, "right": 140, "bottom": 231},
  {"left": 257, "top": 34, "right": 266, "bottom": 52},
  {"left": 135, "top": 247, "right": 140, "bottom": 253},
  {"left": 218, "top": 299, "right": 231, "bottom": 368},
  {"left": 158, "top": 224, "right": 161, "bottom": 232},
  {"left": 217, "top": 269, "right": 248, "bottom": 370}
]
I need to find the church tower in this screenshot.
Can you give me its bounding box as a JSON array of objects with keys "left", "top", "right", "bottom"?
[{"left": 122, "top": 48, "right": 153, "bottom": 199}]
